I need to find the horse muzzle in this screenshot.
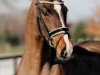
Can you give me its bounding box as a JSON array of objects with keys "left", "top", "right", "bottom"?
[{"left": 55, "top": 47, "right": 73, "bottom": 63}]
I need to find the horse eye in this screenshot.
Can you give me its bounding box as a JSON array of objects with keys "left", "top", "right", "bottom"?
[{"left": 42, "top": 8, "right": 49, "bottom": 16}]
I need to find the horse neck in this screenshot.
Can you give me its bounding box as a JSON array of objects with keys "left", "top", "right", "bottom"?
[
  {"left": 17, "top": 1, "right": 44, "bottom": 75},
  {"left": 17, "top": 0, "right": 64, "bottom": 75}
]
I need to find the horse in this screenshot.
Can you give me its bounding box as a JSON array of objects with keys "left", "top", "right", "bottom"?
[
  {"left": 62, "top": 40, "right": 100, "bottom": 75},
  {"left": 16, "top": 0, "right": 100, "bottom": 75}
]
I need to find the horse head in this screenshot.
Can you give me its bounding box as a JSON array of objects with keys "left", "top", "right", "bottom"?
[{"left": 36, "top": 0, "right": 73, "bottom": 61}]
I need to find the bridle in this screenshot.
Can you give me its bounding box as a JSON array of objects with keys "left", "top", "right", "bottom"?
[
  {"left": 35, "top": 0, "right": 72, "bottom": 63},
  {"left": 36, "top": 0, "right": 70, "bottom": 63},
  {"left": 36, "top": 0, "right": 70, "bottom": 47}
]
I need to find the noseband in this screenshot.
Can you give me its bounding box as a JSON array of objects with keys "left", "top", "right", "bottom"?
[{"left": 49, "top": 27, "right": 70, "bottom": 39}]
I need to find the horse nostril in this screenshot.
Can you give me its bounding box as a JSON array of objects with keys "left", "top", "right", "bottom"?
[{"left": 61, "top": 47, "right": 67, "bottom": 59}]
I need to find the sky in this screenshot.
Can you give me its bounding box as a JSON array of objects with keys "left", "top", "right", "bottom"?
[
  {"left": 0, "top": 0, "right": 100, "bottom": 22},
  {"left": 0, "top": 0, "right": 30, "bottom": 14},
  {"left": 64, "top": 0, "right": 100, "bottom": 22}
]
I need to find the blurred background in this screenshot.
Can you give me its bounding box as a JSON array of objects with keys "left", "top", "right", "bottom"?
[{"left": 0, "top": 0, "right": 100, "bottom": 75}]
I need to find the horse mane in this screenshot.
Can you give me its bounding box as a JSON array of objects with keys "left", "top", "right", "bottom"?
[{"left": 62, "top": 46, "right": 100, "bottom": 75}]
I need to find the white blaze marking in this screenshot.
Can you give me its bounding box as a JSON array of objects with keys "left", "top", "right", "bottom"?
[
  {"left": 53, "top": 1, "right": 65, "bottom": 27},
  {"left": 64, "top": 35, "right": 73, "bottom": 57},
  {"left": 53, "top": 1, "right": 73, "bottom": 57}
]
